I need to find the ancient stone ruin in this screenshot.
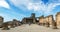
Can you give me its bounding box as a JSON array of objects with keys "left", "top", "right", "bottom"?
[
  {"left": 22, "top": 13, "right": 36, "bottom": 25},
  {"left": 56, "top": 12, "right": 60, "bottom": 26},
  {"left": 39, "top": 15, "right": 44, "bottom": 25},
  {"left": 0, "top": 12, "right": 60, "bottom": 30},
  {"left": 1, "top": 19, "right": 21, "bottom": 30},
  {"left": 0, "top": 16, "right": 4, "bottom": 28}
]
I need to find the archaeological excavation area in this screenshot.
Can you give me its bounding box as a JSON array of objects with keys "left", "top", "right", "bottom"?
[{"left": 0, "top": 12, "right": 60, "bottom": 32}]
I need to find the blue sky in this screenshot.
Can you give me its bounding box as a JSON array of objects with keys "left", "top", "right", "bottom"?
[{"left": 0, "top": 0, "right": 60, "bottom": 22}]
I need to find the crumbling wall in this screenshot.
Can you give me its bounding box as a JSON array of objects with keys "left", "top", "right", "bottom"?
[{"left": 56, "top": 12, "right": 60, "bottom": 26}]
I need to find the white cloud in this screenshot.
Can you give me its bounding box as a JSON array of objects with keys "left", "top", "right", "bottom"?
[
  {"left": 0, "top": 1, "right": 10, "bottom": 9},
  {"left": 10, "top": 0, "right": 31, "bottom": 11},
  {"left": 0, "top": 0, "right": 4, "bottom": 1},
  {"left": 10, "top": 0, "right": 60, "bottom": 15},
  {"left": 27, "top": 0, "right": 60, "bottom": 15}
]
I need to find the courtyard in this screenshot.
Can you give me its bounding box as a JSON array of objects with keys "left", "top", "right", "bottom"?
[{"left": 0, "top": 24, "right": 60, "bottom": 32}]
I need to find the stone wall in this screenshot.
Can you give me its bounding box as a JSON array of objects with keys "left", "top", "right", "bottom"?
[
  {"left": 21, "top": 13, "right": 36, "bottom": 24},
  {"left": 0, "top": 16, "right": 3, "bottom": 27},
  {"left": 39, "top": 15, "right": 53, "bottom": 25},
  {"left": 39, "top": 16, "right": 44, "bottom": 25},
  {"left": 0, "top": 16, "right": 3, "bottom": 24},
  {"left": 44, "top": 16, "right": 49, "bottom": 24},
  {"left": 56, "top": 12, "right": 60, "bottom": 26},
  {"left": 46, "top": 15, "right": 53, "bottom": 25}
]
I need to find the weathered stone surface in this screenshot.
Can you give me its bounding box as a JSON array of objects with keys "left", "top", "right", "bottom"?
[
  {"left": 12, "top": 19, "right": 21, "bottom": 27},
  {"left": 39, "top": 15, "right": 44, "bottom": 25},
  {"left": 39, "top": 15, "right": 53, "bottom": 26},
  {"left": 56, "top": 12, "right": 60, "bottom": 26},
  {"left": 2, "top": 23, "right": 10, "bottom": 30},
  {"left": 0, "top": 16, "right": 4, "bottom": 28},
  {"left": 52, "top": 21, "right": 58, "bottom": 29},
  {"left": 44, "top": 15, "right": 53, "bottom": 26},
  {"left": 22, "top": 13, "right": 36, "bottom": 24},
  {"left": 45, "top": 22, "right": 50, "bottom": 27},
  {"left": 2, "top": 27, "right": 10, "bottom": 30}
]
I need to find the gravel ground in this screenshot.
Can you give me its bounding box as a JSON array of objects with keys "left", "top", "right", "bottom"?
[{"left": 0, "top": 24, "right": 60, "bottom": 32}]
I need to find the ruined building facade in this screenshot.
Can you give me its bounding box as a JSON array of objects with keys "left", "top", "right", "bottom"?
[
  {"left": 0, "top": 12, "right": 60, "bottom": 29},
  {"left": 44, "top": 15, "right": 54, "bottom": 25},
  {"left": 22, "top": 13, "right": 36, "bottom": 24},
  {"left": 39, "top": 15, "right": 54, "bottom": 26},
  {"left": 39, "top": 15, "right": 44, "bottom": 25},
  {"left": 56, "top": 12, "right": 60, "bottom": 26},
  {"left": 38, "top": 12, "right": 60, "bottom": 27}
]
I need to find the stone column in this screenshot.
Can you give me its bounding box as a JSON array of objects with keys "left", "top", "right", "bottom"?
[
  {"left": 31, "top": 13, "right": 36, "bottom": 24},
  {"left": 32, "top": 17, "right": 36, "bottom": 24},
  {"left": 0, "top": 16, "right": 4, "bottom": 28}
]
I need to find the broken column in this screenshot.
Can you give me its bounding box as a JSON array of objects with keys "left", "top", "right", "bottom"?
[
  {"left": 31, "top": 13, "right": 36, "bottom": 24},
  {"left": 0, "top": 16, "right": 4, "bottom": 28}
]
